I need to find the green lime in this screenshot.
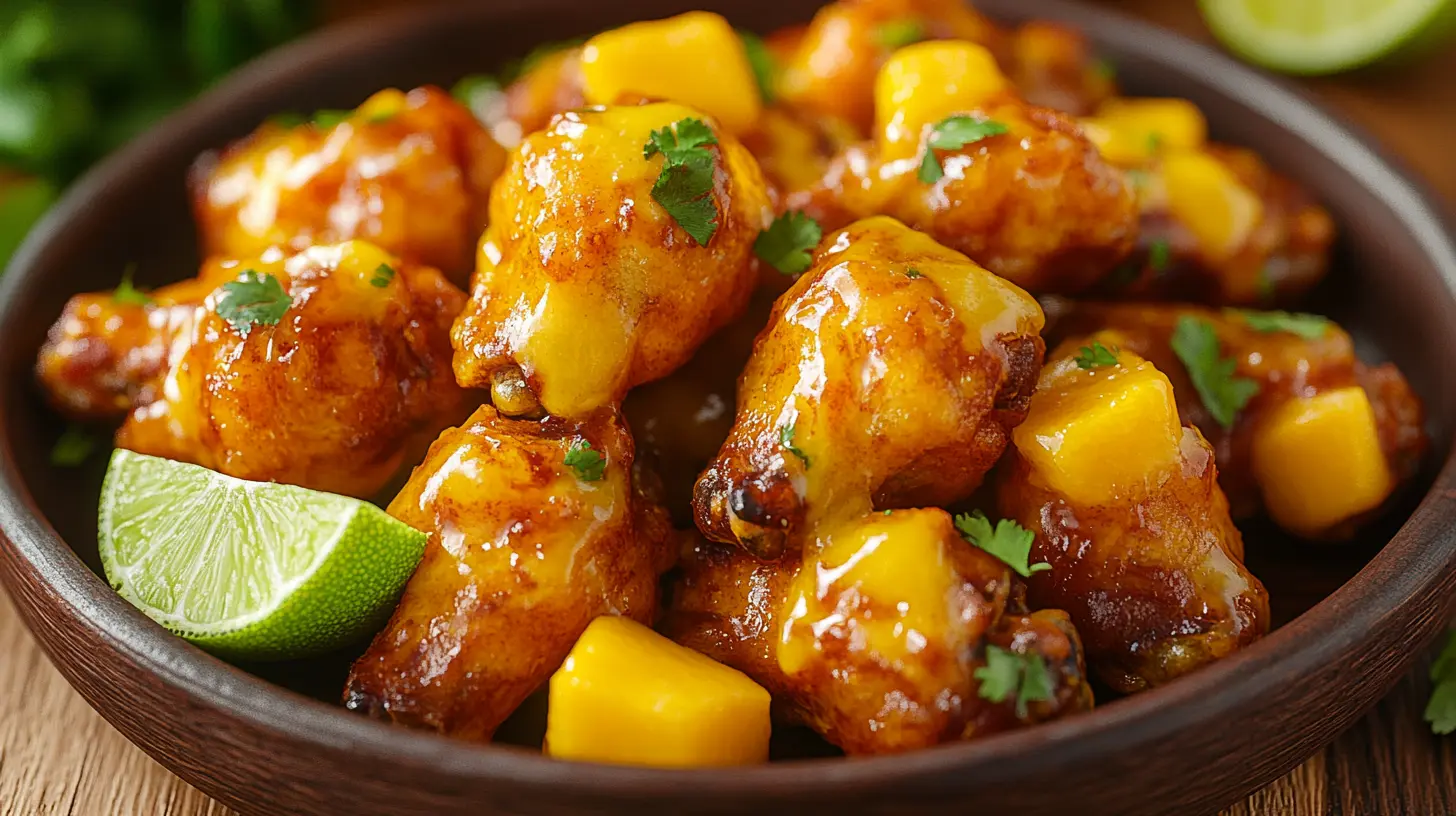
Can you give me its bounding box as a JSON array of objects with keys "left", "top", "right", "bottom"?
[
  {"left": 98, "top": 450, "right": 426, "bottom": 662},
  {"left": 1200, "top": 0, "right": 1456, "bottom": 75}
]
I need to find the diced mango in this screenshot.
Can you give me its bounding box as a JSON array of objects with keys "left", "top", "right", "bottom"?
[
  {"left": 1082, "top": 98, "right": 1206, "bottom": 166},
  {"left": 546, "top": 616, "right": 771, "bottom": 767},
  {"left": 580, "top": 12, "right": 762, "bottom": 135},
  {"left": 1013, "top": 346, "right": 1183, "bottom": 506},
  {"left": 875, "top": 41, "right": 1010, "bottom": 161},
  {"left": 1250, "top": 386, "right": 1393, "bottom": 537},
  {"left": 1162, "top": 150, "right": 1263, "bottom": 259}
]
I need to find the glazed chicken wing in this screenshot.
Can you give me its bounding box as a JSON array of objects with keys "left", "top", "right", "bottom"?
[
  {"left": 193, "top": 87, "right": 506, "bottom": 281},
  {"left": 38, "top": 241, "right": 469, "bottom": 498},
  {"left": 995, "top": 340, "right": 1269, "bottom": 692},
  {"left": 1048, "top": 303, "right": 1426, "bottom": 539},
  {"left": 794, "top": 41, "right": 1137, "bottom": 294},
  {"left": 1080, "top": 99, "right": 1335, "bottom": 305},
  {"left": 666, "top": 509, "right": 1091, "bottom": 754},
  {"left": 451, "top": 103, "right": 771, "bottom": 420},
  {"left": 694, "top": 216, "right": 1044, "bottom": 560},
  {"left": 343, "top": 405, "right": 675, "bottom": 740}
]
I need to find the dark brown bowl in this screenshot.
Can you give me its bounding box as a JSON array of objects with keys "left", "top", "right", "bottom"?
[{"left": 3, "top": 1, "right": 1455, "bottom": 814}]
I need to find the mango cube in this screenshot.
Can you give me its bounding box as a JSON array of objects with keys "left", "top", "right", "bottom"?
[
  {"left": 546, "top": 616, "right": 771, "bottom": 767},
  {"left": 1250, "top": 386, "right": 1393, "bottom": 537},
  {"left": 1013, "top": 348, "right": 1183, "bottom": 506},
  {"left": 1162, "top": 150, "right": 1263, "bottom": 258},
  {"left": 1082, "top": 98, "right": 1206, "bottom": 166},
  {"left": 875, "top": 41, "right": 1010, "bottom": 161},
  {"left": 580, "top": 12, "right": 762, "bottom": 134}
]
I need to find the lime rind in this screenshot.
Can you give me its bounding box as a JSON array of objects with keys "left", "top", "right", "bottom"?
[
  {"left": 99, "top": 450, "right": 427, "bottom": 661},
  {"left": 1200, "top": 0, "right": 1456, "bottom": 75}
]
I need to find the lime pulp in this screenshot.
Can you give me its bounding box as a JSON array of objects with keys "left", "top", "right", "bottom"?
[{"left": 1200, "top": 0, "right": 1456, "bottom": 75}]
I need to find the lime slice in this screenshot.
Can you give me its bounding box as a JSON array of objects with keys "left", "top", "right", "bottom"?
[
  {"left": 1200, "top": 0, "right": 1456, "bottom": 75},
  {"left": 98, "top": 450, "right": 427, "bottom": 662}
]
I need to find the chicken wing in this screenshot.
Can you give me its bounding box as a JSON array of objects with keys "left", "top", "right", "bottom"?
[
  {"left": 343, "top": 405, "right": 675, "bottom": 741},
  {"left": 995, "top": 340, "right": 1269, "bottom": 692},
  {"left": 451, "top": 103, "right": 771, "bottom": 420},
  {"left": 38, "top": 241, "right": 469, "bottom": 498},
  {"left": 694, "top": 216, "right": 1043, "bottom": 560},
  {"left": 793, "top": 41, "right": 1137, "bottom": 294},
  {"left": 665, "top": 509, "right": 1092, "bottom": 754},
  {"left": 1047, "top": 303, "right": 1426, "bottom": 539},
  {"left": 1080, "top": 98, "right": 1335, "bottom": 305},
  {"left": 192, "top": 87, "right": 506, "bottom": 281}
]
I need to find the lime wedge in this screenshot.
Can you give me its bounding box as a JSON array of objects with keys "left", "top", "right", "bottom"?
[
  {"left": 98, "top": 450, "right": 426, "bottom": 662},
  {"left": 1200, "top": 0, "right": 1456, "bottom": 75}
]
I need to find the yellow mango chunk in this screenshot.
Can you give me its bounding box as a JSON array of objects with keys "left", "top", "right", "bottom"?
[
  {"left": 1163, "top": 150, "right": 1263, "bottom": 259},
  {"left": 1250, "top": 387, "right": 1393, "bottom": 537},
  {"left": 1013, "top": 346, "right": 1183, "bottom": 506},
  {"left": 875, "top": 41, "right": 1010, "bottom": 161},
  {"left": 1082, "top": 98, "right": 1206, "bottom": 166},
  {"left": 547, "top": 616, "right": 771, "bottom": 767},
  {"left": 581, "top": 12, "right": 762, "bottom": 135}
]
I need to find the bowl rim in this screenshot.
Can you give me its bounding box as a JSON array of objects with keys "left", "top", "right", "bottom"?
[{"left": 3, "top": 0, "right": 1456, "bottom": 800}]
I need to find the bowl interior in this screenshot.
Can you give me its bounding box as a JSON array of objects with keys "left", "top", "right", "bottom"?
[{"left": 2, "top": 0, "right": 1454, "bottom": 765}]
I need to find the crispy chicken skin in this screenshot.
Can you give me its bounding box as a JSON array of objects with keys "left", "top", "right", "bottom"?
[
  {"left": 694, "top": 216, "right": 1044, "bottom": 560},
  {"left": 665, "top": 510, "right": 1092, "bottom": 754},
  {"left": 39, "top": 241, "right": 468, "bottom": 498},
  {"left": 192, "top": 87, "right": 506, "bottom": 281},
  {"left": 451, "top": 103, "right": 772, "bottom": 420},
  {"left": 794, "top": 41, "right": 1137, "bottom": 294},
  {"left": 995, "top": 341, "right": 1269, "bottom": 692},
  {"left": 343, "top": 405, "right": 675, "bottom": 741},
  {"left": 1050, "top": 303, "right": 1426, "bottom": 538}
]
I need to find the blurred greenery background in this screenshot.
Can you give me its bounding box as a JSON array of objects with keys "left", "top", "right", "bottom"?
[{"left": 0, "top": 0, "right": 320, "bottom": 269}]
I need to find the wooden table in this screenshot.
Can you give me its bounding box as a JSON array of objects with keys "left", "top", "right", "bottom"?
[{"left": 4, "top": 2, "right": 1456, "bottom": 814}]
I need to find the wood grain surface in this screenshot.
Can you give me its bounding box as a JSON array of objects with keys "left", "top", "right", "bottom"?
[{"left": 3, "top": 2, "right": 1456, "bottom": 815}]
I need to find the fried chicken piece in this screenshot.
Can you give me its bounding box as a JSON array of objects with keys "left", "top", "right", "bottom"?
[
  {"left": 1007, "top": 21, "right": 1116, "bottom": 116},
  {"left": 693, "top": 216, "right": 1043, "bottom": 560},
  {"left": 451, "top": 103, "right": 771, "bottom": 420},
  {"left": 665, "top": 509, "right": 1092, "bottom": 754},
  {"left": 343, "top": 405, "right": 674, "bottom": 741},
  {"left": 192, "top": 87, "right": 506, "bottom": 282},
  {"left": 1048, "top": 304, "right": 1426, "bottom": 539},
  {"left": 793, "top": 41, "right": 1136, "bottom": 294},
  {"left": 1080, "top": 98, "right": 1334, "bottom": 305},
  {"left": 38, "top": 241, "right": 469, "bottom": 498},
  {"left": 995, "top": 341, "right": 1269, "bottom": 692}
]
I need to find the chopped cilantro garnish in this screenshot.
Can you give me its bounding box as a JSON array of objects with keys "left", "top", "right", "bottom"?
[
  {"left": 370, "top": 263, "right": 396, "bottom": 288},
  {"left": 780, "top": 422, "right": 810, "bottom": 467},
  {"left": 363, "top": 109, "right": 397, "bottom": 125},
  {"left": 954, "top": 512, "right": 1048, "bottom": 578},
  {"left": 215, "top": 270, "right": 292, "bottom": 336},
  {"left": 738, "top": 30, "right": 777, "bottom": 104},
  {"left": 754, "top": 212, "right": 822, "bottom": 276},
  {"left": 875, "top": 18, "right": 926, "bottom": 49},
  {"left": 1073, "top": 342, "right": 1118, "bottom": 371},
  {"left": 1091, "top": 57, "right": 1116, "bottom": 81},
  {"left": 1148, "top": 238, "right": 1171, "bottom": 272},
  {"left": 564, "top": 440, "right": 606, "bottom": 482},
  {"left": 918, "top": 115, "right": 1009, "bottom": 183},
  {"left": 1228, "top": 309, "right": 1330, "bottom": 340},
  {"left": 1170, "top": 315, "right": 1259, "bottom": 429},
  {"left": 311, "top": 109, "right": 351, "bottom": 128},
  {"left": 50, "top": 425, "right": 96, "bottom": 467},
  {"left": 976, "top": 645, "right": 1055, "bottom": 718},
  {"left": 1146, "top": 131, "right": 1164, "bottom": 153},
  {"left": 267, "top": 112, "right": 307, "bottom": 129},
  {"left": 905, "top": 267, "right": 923, "bottom": 279},
  {"left": 644, "top": 118, "right": 720, "bottom": 246},
  {"left": 112, "top": 264, "right": 153, "bottom": 307}
]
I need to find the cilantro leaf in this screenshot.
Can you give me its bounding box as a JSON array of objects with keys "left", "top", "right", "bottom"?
[
  {"left": 1073, "top": 342, "right": 1118, "bottom": 371},
  {"left": 754, "top": 212, "right": 822, "bottom": 276},
  {"left": 1170, "top": 316, "right": 1259, "bottom": 429},
  {"left": 50, "top": 425, "right": 96, "bottom": 467},
  {"left": 975, "top": 645, "right": 1055, "bottom": 719},
  {"left": 1147, "top": 131, "right": 1164, "bottom": 153},
  {"left": 564, "top": 440, "right": 606, "bottom": 482},
  {"left": 954, "top": 512, "right": 1048, "bottom": 578},
  {"left": 1427, "top": 629, "right": 1456, "bottom": 735},
  {"left": 370, "top": 263, "right": 396, "bottom": 288},
  {"left": 1148, "top": 238, "right": 1171, "bottom": 272},
  {"left": 781, "top": 422, "right": 810, "bottom": 467},
  {"left": 1091, "top": 57, "right": 1116, "bottom": 81},
  {"left": 738, "top": 30, "right": 777, "bottom": 104},
  {"left": 875, "top": 18, "right": 926, "bottom": 49},
  {"left": 215, "top": 270, "right": 292, "bottom": 336},
  {"left": 312, "top": 109, "right": 351, "bottom": 128},
  {"left": 112, "top": 264, "right": 153, "bottom": 306},
  {"left": 905, "top": 267, "right": 923, "bottom": 279},
  {"left": 1228, "top": 309, "right": 1330, "bottom": 340},
  {"left": 644, "top": 119, "right": 721, "bottom": 246},
  {"left": 917, "top": 116, "right": 1009, "bottom": 183}
]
